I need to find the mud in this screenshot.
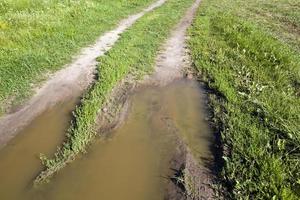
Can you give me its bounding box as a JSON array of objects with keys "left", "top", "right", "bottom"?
[
  {"left": 0, "top": 0, "right": 166, "bottom": 149},
  {"left": 0, "top": 99, "right": 78, "bottom": 200}
]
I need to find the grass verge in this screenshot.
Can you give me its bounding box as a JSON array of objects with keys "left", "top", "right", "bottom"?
[
  {"left": 0, "top": 0, "right": 153, "bottom": 114},
  {"left": 34, "top": 0, "right": 194, "bottom": 185},
  {"left": 189, "top": 0, "right": 300, "bottom": 199}
]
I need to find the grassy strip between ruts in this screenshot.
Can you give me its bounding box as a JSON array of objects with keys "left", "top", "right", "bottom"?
[
  {"left": 34, "top": 0, "right": 194, "bottom": 185},
  {"left": 189, "top": 0, "right": 300, "bottom": 199},
  {"left": 0, "top": 0, "right": 154, "bottom": 115}
]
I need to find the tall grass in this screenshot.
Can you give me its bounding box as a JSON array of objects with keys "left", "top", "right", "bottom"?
[
  {"left": 0, "top": 0, "right": 153, "bottom": 114},
  {"left": 35, "top": 0, "right": 194, "bottom": 185},
  {"left": 189, "top": 0, "right": 300, "bottom": 199}
]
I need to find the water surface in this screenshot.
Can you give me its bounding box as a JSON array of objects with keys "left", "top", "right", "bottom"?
[{"left": 0, "top": 79, "right": 212, "bottom": 200}]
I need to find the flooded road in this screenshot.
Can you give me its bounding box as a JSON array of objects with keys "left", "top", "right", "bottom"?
[{"left": 0, "top": 79, "right": 212, "bottom": 200}]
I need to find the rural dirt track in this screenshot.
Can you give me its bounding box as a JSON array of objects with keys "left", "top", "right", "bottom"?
[
  {"left": 145, "top": 0, "right": 215, "bottom": 199},
  {"left": 0, "top": 0, "right": 166, "bottom": 149},
  {"left": 144, "top": 0, "right": 201, "bottom": 86}
]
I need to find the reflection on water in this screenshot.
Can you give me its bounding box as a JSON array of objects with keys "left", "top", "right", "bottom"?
[{"left": 0, "top": 79, "right": 212, "bottom": 200}]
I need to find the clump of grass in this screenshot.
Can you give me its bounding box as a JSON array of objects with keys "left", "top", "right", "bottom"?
[
  {"left": 189, "top": 0, "right": 300, "bottom": 199},
  {"left": 0, "top": 0, "right": 154, "bottom": 114},
  {"left": 34, "top": 0, "right": 194, "bottom": 185}
]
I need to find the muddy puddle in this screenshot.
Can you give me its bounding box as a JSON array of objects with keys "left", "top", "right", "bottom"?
[
  {"left": 0, "top": 98, "right": 79, "bottom": 200},
  {"left": 0, "top": 79, "right": 212, "bottom": 200}
]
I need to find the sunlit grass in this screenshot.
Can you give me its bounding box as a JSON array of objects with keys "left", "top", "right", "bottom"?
[
  {"left": 189, "top": 0, "right": 300, "bottom": 199},
  {"left": 0, "top": 0, "right": 153, "bottom": 114}
]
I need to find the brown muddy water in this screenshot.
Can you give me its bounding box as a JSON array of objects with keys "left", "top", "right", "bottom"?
[{"left": 0, "top": 79, "right": 212, "bottom": 200}]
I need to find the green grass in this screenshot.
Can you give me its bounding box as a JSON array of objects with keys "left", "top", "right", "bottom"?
[
  {"left": 189, "top": 0, "right": 300, "bottom": 199},
  {"left": 0, "top": 0, "right": 154, "bottom": 114},
  {"left": 34, "top": 0, "right": 194, "bottom": 185}
]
